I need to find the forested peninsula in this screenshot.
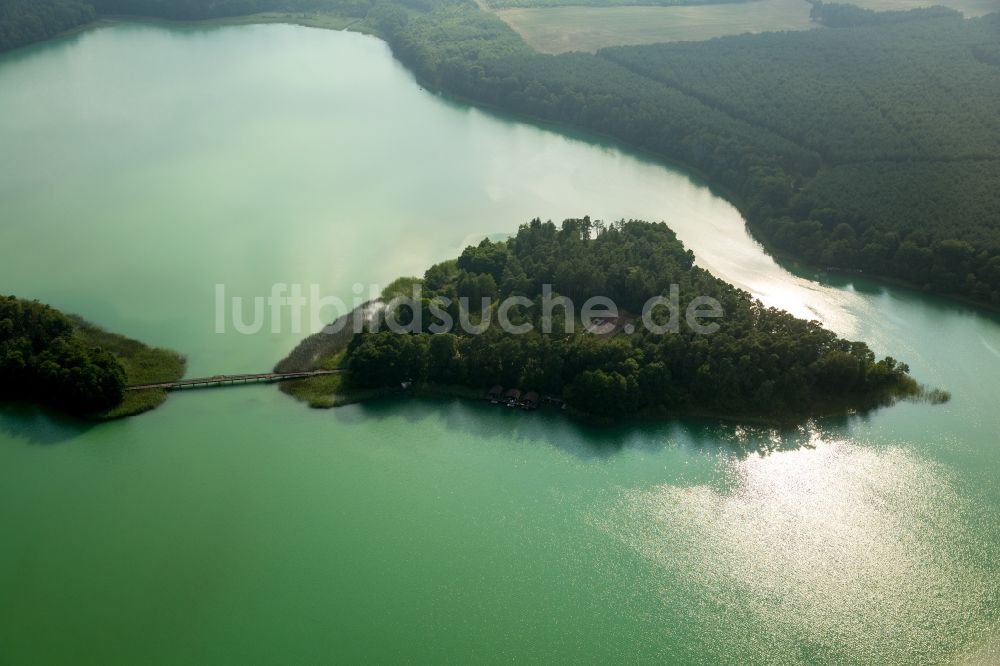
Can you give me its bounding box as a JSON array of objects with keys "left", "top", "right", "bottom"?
[
  {"left": 278, "top": 219, "right": 925, "bottom": 422},
  {"left": 0, "top": 295, "right": 185, "bottom": 418}
]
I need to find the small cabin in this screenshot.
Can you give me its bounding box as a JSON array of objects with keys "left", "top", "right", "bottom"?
[
  {"left": 503, "top": 388, "right": 522, "bottom": 406},
  {"left": 487, "top": 385, "right": 504, "bottom": 403},
  {"left": 521, "top": 391, "right": 540, "bottom": 410}
]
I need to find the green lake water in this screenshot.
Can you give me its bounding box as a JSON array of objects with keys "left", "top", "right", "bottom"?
[{"left": 0, "top": 23, "right": 998, "bottom": 665}]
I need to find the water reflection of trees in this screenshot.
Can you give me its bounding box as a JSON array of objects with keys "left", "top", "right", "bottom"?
[{"left": 332, "top": 394, "right": 870, "bottom": 461}]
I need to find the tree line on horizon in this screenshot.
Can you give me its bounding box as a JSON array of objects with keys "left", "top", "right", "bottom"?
[
  {"left": 0, "top": 0, "right": 368, "bottom": 51},
  {"left": 807, "top": 1, "right": 961, "bottom": 28}
]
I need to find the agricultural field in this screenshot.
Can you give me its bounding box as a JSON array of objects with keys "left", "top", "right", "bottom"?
[
  {"left": 491, "top": 0, "right": 995, "bottom": 53},
  {"left": 494, "top": 0, "right": 816, "bottom": 53}
]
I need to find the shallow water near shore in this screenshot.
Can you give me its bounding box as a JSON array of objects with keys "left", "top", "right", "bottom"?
[{"left": 1, "top": 23, "right": 998, "bottom": 664}]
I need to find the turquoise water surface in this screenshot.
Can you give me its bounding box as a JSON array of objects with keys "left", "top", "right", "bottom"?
[{"left": 0, "top": 23, "right": 998, "bottom": 665}]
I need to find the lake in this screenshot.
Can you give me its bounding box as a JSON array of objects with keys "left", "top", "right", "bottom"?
[{"left": 0, "top": 22, "right": 998, "bottom": 665}]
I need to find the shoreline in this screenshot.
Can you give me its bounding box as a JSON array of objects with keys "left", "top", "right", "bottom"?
[
  {"left": 744, "top": 220, "right": 1000, "bottom": 318},
  {"left": 7, "top": 13, "right": 998, "bottom": 317},
  {"left": 72, "top": 317, "right": 187, "bottom": 420},
  {"left": 282, "top": 377, "right": 926, "bottom": 427}
]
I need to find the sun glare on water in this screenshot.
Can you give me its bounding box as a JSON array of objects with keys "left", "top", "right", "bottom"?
[{"left": 591, "top": 439, "right": 999, "bottom": 664}]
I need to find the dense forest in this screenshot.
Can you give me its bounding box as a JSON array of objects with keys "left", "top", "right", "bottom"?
[
  {"left": 86, "top": 0, "right": 369, "bottom": 19},
  {"left": 281, "top": 219, "right": 919, "bottom": 419},
  {"left": 0, "top": 296, "right": 126, "bottom": 413},
  {"left": 807, "top": 1, "right": 961, "bottom": 28},
  {"left": 601, "top": 17, "right": 1000, "bottom": 163},
  {"left": 600, "top": 15, "right": 1000, "bottom": 303},
  {"left": 0, "top": 0, "right": 369, "bottom": 52},
  {"left": 0, "top": 0, "right": 95, "bottom": 51},
  {"left": 2, "top": 0, "right": 998, "bottom": 308},
  {"left": 0, "top": 296, "right": 185, "bottom": 417}
]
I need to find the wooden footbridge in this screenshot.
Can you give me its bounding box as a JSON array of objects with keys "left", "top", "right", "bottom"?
[{"left": 126, "top": 369, "right": 344, "bottom": 392}]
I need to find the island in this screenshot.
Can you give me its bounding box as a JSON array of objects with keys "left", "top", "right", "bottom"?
[
  {"left": 0, "top": 295, "right": 185, "bottom": 418},
  {"left": 277, "top": 218, "right": 931, "bottom": 421}
]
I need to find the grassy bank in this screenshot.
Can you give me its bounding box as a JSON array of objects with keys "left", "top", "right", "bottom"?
[
  {"left": 280, "top": 371, "right": 395, "bottom": 408},
  {"left": 73, "top": 318, "right": 186, "bottom": 419},
  {"left": 281, "top": 375, "right": 507, "bottom": 410}
]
